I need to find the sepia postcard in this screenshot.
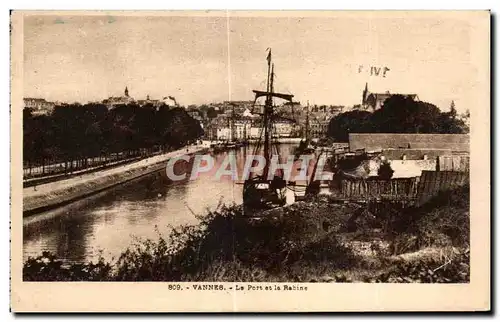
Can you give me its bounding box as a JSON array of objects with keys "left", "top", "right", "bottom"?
[{"left": 10, "top": 10, "right": 490, "bottom": 312}]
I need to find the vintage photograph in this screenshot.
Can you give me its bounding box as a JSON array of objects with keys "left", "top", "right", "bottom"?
[{"left": 11, "top": 10, "right": 490, "bottom": 312}]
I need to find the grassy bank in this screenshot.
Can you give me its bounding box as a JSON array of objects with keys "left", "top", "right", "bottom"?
[{"left": 23, "top": 185, "right": 470, "bottom": 282}]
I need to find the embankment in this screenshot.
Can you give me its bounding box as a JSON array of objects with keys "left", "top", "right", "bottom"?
[
  {"left": 248, "top": 137, "right": 303, "bottom": 144},
  {"left": 23, "top": 146, "right": 207, "bottom": 216}
]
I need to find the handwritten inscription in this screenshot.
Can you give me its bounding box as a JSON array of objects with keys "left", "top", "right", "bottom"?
[{"left": 358, "top": 65, "right": 390, "bottom": 77}]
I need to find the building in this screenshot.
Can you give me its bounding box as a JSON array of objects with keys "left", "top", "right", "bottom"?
[
  {"left": 216, "top": 127, "right": 231, "bottom": 141},
  {"left": 343, "top": 133, "right": 469, "bottom": 178},
  {"left": 361, "top": 83, "right": 419, "bottom": 110},
  {"left": 102, "top": 87, "right": 135, "bottom": 107},
  {"left": 273, "top": 121, "right": 294, "bottom": 138},
  {"left": 23, "top": 98, "right": 55, "bottom": 115},
  {"left": 222, "top": 100, "right": 254, "bottom": 115},
  {"left": 249, "top": 127, "right": 262, "bottom": 139},
  {"left": 215, "top": 121, "right": 293, "bottom": 141},
  {"left": 187, "top": 110, "right": 203, "bottom": 122},
  {"left": 284, "top": 103, "right": 341, "bottom": 138},
  {"left": 328, "top": 105, "right": 344, "bottom": 114},
  {"left": 102, "top": 87, "right": 170, "bottom": 108},
  {"left": 216, "top": 121, "right": 252, "bottom": 141},
  {"left": 136, "top": 94, "right": 164, "bottom": 107},
  {"left": 307, "top": 110, "right": 333, "bottom": 138},
  {"left": 208, "top": 102, "right": 299, "bottom": 140},
  {"left": 203, "top": 120, "right": 218, "bottom": 140},
  {"left": 216, "top": 122, "right": 266, "bottom": 141},
  {"left": 309, "top": 118, "right": 329, "bottom": 137},
  {"left": 348, "top": 133, "right": 470, "bottom": 153}
]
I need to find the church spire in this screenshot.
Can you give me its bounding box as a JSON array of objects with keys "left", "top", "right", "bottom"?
[
  {"left": 124, "top": 86, "right": 129, "bottom": 97},
  {"left": 362, "top": 82, "right": 369, "bottom": 105}
]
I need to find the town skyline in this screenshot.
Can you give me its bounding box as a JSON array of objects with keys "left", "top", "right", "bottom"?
[{"left": 24, "top": 13, "right": 474, "bottom": 112}]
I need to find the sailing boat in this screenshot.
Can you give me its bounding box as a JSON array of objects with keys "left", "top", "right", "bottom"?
[
  {"left": 242, "top": 49, "right": 295, "bottom": 212},
  {"left": 294, "top": 101, "right": 315, "bottom": 158}
]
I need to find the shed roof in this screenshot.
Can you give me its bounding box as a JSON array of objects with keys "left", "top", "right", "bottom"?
[
  {"left": 380, "top": 148, "right": 453, "bottom": 160},
  {"left": 349, "top": 133, "right": 469, "bottom": 153}
]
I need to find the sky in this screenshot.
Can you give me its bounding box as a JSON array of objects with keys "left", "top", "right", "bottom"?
[{"left": 23, "top": 13, "right": 477, "bottom": 112}]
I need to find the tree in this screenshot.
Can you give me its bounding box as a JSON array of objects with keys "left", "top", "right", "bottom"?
[
  {"left": 328, "top": 110, "right": 372, "bottom": 141},
  {"left": 327, "top": 95, "right": 468, "bottom": 141},
  {"left": 23, "top": 102, "right": 204, "bottom": 169},
  {"left": 449, "top": 100, "right": 457, "bottom": 119},
  {"left": 370, "top": 95, "right": 442, "bottom": 133},
  {"left": 378, "top": 160, "right": 394, "bottom": 180},
  {"left": 205, "top": 106, "right": 218, "bottom": 119}
]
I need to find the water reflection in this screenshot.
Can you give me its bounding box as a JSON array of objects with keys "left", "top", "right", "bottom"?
[{"left": 23, "top": 144, "right": 306, "bottom": 263}]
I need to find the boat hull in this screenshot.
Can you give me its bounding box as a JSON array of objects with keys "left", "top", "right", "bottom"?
[{"left": 242, "top": 175, "right": 287, "bottom": 213}]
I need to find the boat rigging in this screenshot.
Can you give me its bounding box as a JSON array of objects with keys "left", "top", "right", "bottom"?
[{"left": 242, "top": 49, "right": 298, "bottom": 213}]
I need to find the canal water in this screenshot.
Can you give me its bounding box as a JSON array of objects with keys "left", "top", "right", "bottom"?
[{"left": 23, "top": 144, "right": 309, "bottom": 263}]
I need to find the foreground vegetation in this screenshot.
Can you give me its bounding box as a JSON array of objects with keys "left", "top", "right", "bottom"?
[{"left": 23, "top": 185, "right": 470, "bottom": 282}]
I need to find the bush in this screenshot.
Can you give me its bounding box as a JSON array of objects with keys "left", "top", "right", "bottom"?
[
  {"left": 387, "top": 185, "right": 470, "bottom": 254},
  {"left": 23, "top": 185, "right": 470, "bottom": 282},
  {"left": 23, "top": 251, "right": 112, "bottom": 281},
  {"left": 23, "top": 202, "right": 362, "bottom": 281}
]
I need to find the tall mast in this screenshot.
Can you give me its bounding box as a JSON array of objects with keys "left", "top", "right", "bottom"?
[
  {"left": 263, "top": 56, "right": 273, "bottom": 179},
  {"left": 269, "top": 63, "right": 275, "bottom": 154},
  {"left": 305, "top": 100, "right": 310, "bottom": 141},
  {"left": 231, "top": 103, "right": 236, "bottom": 142}
]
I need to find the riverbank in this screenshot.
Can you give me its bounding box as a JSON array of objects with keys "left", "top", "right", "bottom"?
[
  {"left": 208, "top": 138, "right": 305, "bottom": 144},
  {"left": 23, "top": 145, "right": 207, "bottom": 215},
  {"left": 23, "top": 155, "right": 143, "bottom": 188},
  {"left": 23, "top": 185, "right": 470, "bottom": 282},
  {"left": 257, "top": 137, "right": 304, "bottom": 144}
]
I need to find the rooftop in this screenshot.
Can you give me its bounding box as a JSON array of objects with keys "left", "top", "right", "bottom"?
[{"left": 349, "top": 133, "right": 470, "bottom": 153}]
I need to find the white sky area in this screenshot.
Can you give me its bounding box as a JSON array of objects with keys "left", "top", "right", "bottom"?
[{"left": 24, "top": 14, "right": 475, "bottom": 112}]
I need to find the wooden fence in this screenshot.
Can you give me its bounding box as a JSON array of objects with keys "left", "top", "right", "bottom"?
[
  {"left": 437, "top": 155, "right": 470, "bottom": 172},
  {"left": 339, "top": 177, "right": 420, "bottom": 202},
  {"left": 416, "top": 170, "right": 469, "bottom": 206},
  {"left": 337, "top": 170, "right": 469, "bottom": 206},
  {"left": 23, "top": 146, "right": 169, "bottom": 180}
]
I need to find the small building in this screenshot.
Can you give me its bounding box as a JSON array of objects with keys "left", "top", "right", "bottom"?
[
  {"left": 23, "top": 98, "right": 55, "bottom": 115},
  {"left": 273, "top": 121, "right": 294, "bottom": 138},
  {"left": 216, "top": 127, "right": 232, "bottom": 141},
  {"left": 234, "top": 122, "right": 251, "bottom": 140},
  {"left": 137, "top": 95, "right": 163, "bottom": 107},
  {"left": 309, "top": 118, "right": 330, "bottom": 138},
  {"left": 345, "top": 133, "right": 470, "bottom": 177}
]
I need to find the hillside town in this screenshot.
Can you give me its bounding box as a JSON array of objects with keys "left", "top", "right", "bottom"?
[
  {"left": 23, "top": 80, "right": 470, "bottom": 189},
  {"left": 25, "top": 82, "right": 456, "bottom": 142}
]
